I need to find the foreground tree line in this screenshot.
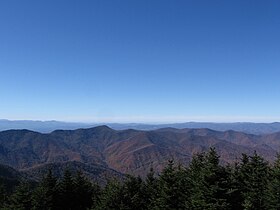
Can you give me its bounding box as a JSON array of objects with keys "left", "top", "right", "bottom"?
[{"left": 1, "top": 148, "right": 280, "bottom": 210}]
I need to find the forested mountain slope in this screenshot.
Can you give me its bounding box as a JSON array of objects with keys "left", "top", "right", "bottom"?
[{"left": 1, "top": 126, "right": 280, "bottom": 176}]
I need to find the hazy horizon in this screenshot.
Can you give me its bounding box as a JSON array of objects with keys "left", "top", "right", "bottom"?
[{"left": 1, "top": 118, "right": 280, "bottom": 124}]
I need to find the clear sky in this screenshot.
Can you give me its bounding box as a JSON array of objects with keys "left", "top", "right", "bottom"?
[{"left": 1, "top": 0, "right": 280, "bottom": 123}]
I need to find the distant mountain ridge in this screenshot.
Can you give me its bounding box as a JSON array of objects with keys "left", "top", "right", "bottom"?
[
  {"left": 0, "top": 119, "right": 95, "bottom": 133},
  {"left": 1, "top": 126, "right": 280, "bottom": 177},
  {"left": 1, "top": 119, "right": 280, "bottom": 134}
]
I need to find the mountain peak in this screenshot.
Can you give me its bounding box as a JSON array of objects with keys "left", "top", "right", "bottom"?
[{"left": 90, "top": 125, "right": 114, "bottom": 132}]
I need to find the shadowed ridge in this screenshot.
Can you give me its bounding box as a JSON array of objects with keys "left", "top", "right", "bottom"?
[
  {"left": 50, "top": 125, "right": 115, "bottom": 134},
  {"left": 154, "top": 127, "right": 185, "bottom": 132},
  {"left": 21, "top": 161, "right": 124, "bottom": 185},
  {"left": 0, "top": 163, "right": 22, "bottom": 179},
  {"left": 0, "top": 163, "right": 35, "bottom": 192},
  {"left": 186, "top": 128, "right": 219, "bottom": 136},
  {"left": 0, "top": 129, "right": 42, "bottom": 135}
]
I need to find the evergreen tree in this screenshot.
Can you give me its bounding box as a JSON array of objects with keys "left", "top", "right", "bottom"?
[
  {"left": 203, "top": 148, "right": 230, "bottom": 209},
  {"left": 0, "top": 149, "right": 276, "bottom": 210},
  {"left": 93, "top": 179, "right": 124, "bottom": 210},
  {"left": 31, "top": 169, "right": 58, "bottom": 210},
  {"left": 187, "top": 152, "right": 208, "bottom": 209},
  {"left": 73, "top": 171, "right": 98, "bottom": 210},
  {"left": 91, "top": 182, "right": 101, "bottom": 210},
  {"left": 238, "top": 152, "right": 270, "bottom": 210},
  {"left": 0, "top": 182, "right": 6, "bottom": 207},
  {"left": 143, "top": 168, "right": 159, "bottom": 209},
  {"left": 7, "top": 181, "right": 32, "bottom": 210},
  {"left": 154, "top": 160, "right": 189, "bottom": 210},
  {"left": 120, "top": 175, "right": 146, "bottom": 210},
  {"left": 57, "top": 169, "right": 76, "bottom": 210},
  {"left": 226, "top": 162, "right": 243, "bottom": 210},
  {"left": 264, "top": 153, "right": 280, "bottom": 210},
  {"left": 187, "top": 148, "right": 230, "bottom": 210}
]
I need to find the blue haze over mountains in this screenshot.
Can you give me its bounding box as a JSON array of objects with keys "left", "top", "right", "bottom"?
[{"left": 1, "top": 119, "right": 280, "bottom": 134}]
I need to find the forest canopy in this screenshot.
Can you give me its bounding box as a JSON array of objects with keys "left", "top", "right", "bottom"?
[{"left": 1, "top": 148, "right": 279, "bottom": 210}]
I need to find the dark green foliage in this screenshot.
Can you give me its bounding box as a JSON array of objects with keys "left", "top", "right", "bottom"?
[
  {"left": 238, "top": 152, "right": 270, "bottom": 210},
  {"left": 73, "top": 171, "right": 97, "bottom": 210},
  {"left": 31, "top": 169, "right": 58, "bottom": 210},
  {"left": 155, "top": 160, "right": 189, "bottom": 210},
  {"left": 6, "top": 181, "right": 32, "bottom": 210},
  {"left": 187, "top": 148, "right": 231, "bottom": 210},
  {"left": 122, "top": 175, "right": 146, "bottom": 209},
  {"left": 143, "top": 168, "right": 159, "bottom": 209},
  {"left": 93, "top": 179, "right": 124, "bottom": 210},
  {"left": 56, "top": 169, "right": 75, "bottom": 210},
  {"left": 30, "top": 169, "right": 100, "bottom": 210},
  {"left": 265, "top": 154, "right": 280, "bottom": 210},
  {"left": 203, "top": 148, "right": 230, "bottom": 209},
  {"left": 56, "top": 169, "right": 98, "bottom": 210},
  {"left": 0, "top": 182, "right": 6, "bottom": 207},
  {"left": 2, "top": 149, "right": 280, "bottom": 210},
  {"left": 226, "top": 163, "right": 243, "bottom": 210},
  {"left": 187, "top": 152, "right": 208, "bottom": 209}
]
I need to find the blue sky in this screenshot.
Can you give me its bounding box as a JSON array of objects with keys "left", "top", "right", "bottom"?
[{"left": 0, "top": 0, "right": 280, "bottom": 123}]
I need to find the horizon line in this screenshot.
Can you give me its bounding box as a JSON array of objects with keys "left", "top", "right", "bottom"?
[{"left": 1, "top": 118, "right": 280, "bottom": 124}]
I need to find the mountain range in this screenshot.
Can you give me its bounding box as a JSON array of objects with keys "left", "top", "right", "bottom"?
[
  {"left": 2, "top": 119, "right": 280, "bottom": 134},
  {"left": 1, "top": 125, "right": 280, "bottom": 182}
]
